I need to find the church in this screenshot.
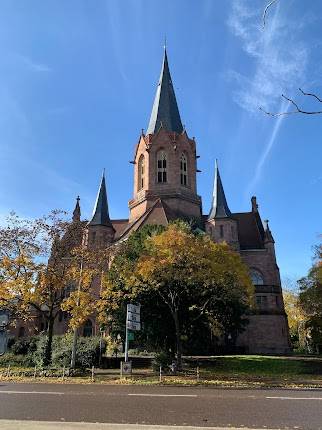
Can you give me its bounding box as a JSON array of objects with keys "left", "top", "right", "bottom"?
[
  {"left": 7, "top": 48, "right": 288, "bottom": 353},
  {"left": 72, "top": 48, "right": 290, "bottom": 354}
]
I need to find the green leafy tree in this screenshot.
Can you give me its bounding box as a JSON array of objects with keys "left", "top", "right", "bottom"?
[
  {"left": 101, "top": 222, "right": 253, "bottom": 368},
  {"left": 298, "top": 241, "right": 322, "bottom": 353}
]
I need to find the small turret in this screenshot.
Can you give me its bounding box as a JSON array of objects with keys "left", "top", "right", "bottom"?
[
  {"left": 72, "top": 196, "right": 81, "bottom": 222},
  {"left": 86, "top": 171, "right": 115, "bottom": 249},
  {"left": 207, "top": 160, "right": 239, "bottom": 249},
  {"left": 251, "top": 196, "right": 258, "bottom": 213},
  {"left": 208, "top": 160, "right": 231, "bottom": 220}
]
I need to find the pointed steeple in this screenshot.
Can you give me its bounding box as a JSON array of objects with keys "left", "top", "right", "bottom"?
[
  {"left": 88, "top": 171, "right": 114, "bottom": 229},
  {"left": 208, "top": 160, "right": 231, "bottom": 220},
  {"left": 72, "top": 196, "right": 81, "bottom": 222},
  {"left": 147, "top": 47, "right": 183, "bottom": 134}
]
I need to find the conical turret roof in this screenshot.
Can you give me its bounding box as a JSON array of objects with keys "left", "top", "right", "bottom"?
[
  {"left": 208, "top": 160, "right": 231, "bottom": 220},
  {"left": 88, "top": 172, "right": 114, "bottom": 229},
  {"left": 147, "top": 48, "right": 183, "bottom": 134}
]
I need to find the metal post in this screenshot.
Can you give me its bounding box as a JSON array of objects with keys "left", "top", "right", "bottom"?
[
  {"left": 197, "top": 366, "right": 200, "bottom": 382},
  {"left": 159, "top": 365, "right": 162, "bottom": 383},
  {"left": 124, "top": 323, "right": 129, "bottom": 362},
  {"left": 91, "top": 365, "right": 95, "bottom": 382},
  {"left": 70, "top": 257, "right": 83, "bottom": 369}
]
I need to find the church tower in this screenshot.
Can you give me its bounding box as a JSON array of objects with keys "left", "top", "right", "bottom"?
[{"left": 128, "top": 48, "right": 202, "bottom": 222}]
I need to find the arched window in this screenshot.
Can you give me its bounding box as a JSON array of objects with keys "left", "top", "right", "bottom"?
[
  {"left": 83, "top": 319, "right": 93, "bottom": 337},
  {"left": 180, "top": 154, "right": 188, "bottom": 186},
  {"left": 250, "top": 269, "right": 264, "bottom": 285},
  {"left": 138, "top": 155, "right": 145, "bottom": 190},
  {"left": 157, "top": 150, "right": 167, "bottom": 183}
]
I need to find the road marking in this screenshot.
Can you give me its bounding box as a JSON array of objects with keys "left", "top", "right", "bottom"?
[
  {"left": 0, "top": 390, "right": 64, "bottom": 395},
  {"left": 266, "top": 396, "right": 322, "bottom": 400},
  {"left": 0, "top": 420, "right": 285, "bottom": 429},
  {"left": 128, "top": 393, "right": 198, "bottom": 397}
]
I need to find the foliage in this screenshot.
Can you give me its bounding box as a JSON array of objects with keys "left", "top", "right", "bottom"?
[
  {"left": 101, "top": 222, "right": 253, "bottom": 367},
  {"left": 0, "top": 211, "right": 100, "bottom": 365},
  {"left": 5, "top": 334, "right": 105, "bottom": 369},
  {"left": 298, "top": 242, "right": 322, "bottom": 353},
  {"left": 0, "top": 352, "right": 34, "bottom": 368},
  {"left": 10, "top": 336, "right": 38, "bottom": 356},
  {"left": 283, "top": 289, "right": 307, "bottom": 350},
  {"left": 152, "top": 351, "right": 173, "bottom": 371}
]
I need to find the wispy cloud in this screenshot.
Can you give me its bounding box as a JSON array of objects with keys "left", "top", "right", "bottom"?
[
  {"left": 246, "top": 98, "right": 287, "bottom": 195},
  {"left": 227, "top": 0, "right": 310, "bottom": 192},
  {"left": 13, "top": 53, "right": 51, "bottom": 73},
  {"left": 227, "top": 0, "right": 309, "bottom": 113}
]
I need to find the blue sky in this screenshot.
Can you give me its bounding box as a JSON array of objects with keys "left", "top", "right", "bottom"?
[{"left": 0, "top": 0, "right": 321, "bottom": 282}]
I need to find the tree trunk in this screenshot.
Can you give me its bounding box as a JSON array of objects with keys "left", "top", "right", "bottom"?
[
  {"left": 172, "top": 309, "right": 182, "bottom": 370},
  {"left": 43, "top": 315, "right": 54, "bottom": 367}
]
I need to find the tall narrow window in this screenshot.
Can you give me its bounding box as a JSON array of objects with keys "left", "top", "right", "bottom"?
[
  {"left": 180, "top": 154, "right": 188, "bottom": 186},
  {"left": 220, "top": 225, "right": 224, "bottom": 238},
  {"left": 138, "top": 155, "right": 145, "bottom": 190},
  {"left": 157, "top": 150, "right": 167, "bottom": 183}
]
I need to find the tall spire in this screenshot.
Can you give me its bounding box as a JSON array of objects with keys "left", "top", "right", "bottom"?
[
  {"left": 88, "top": 171, "right": 114, "bottom": 228},
  {"left": 147, "top": 47, "right": 183, "bottom": 134},
  {"left": 72, "top": 196, "right": 81, "bottom": 222},
  {"left": 208, "top": 160, "right": 231, "bottom": 220}
]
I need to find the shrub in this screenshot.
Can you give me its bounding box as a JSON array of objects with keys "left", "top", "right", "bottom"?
[
  {"left": 0, "top": 352, "right": 33, "bottom": 368},
  {"left": 10, "top": 336, "right": 38, "bottom": 356},
  {"left": 5, "top": 334, "right": 106, "bottom": 369},
  {"left": 152, "top": 351, "right": 173, "bottom": 371}
]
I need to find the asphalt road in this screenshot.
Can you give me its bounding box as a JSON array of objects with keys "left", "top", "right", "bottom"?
[{"left": 1, "top": 383, "right": 322, "bottom": 430}]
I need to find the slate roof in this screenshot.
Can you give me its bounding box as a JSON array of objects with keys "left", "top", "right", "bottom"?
[
  {"left": 146, "top": 48, "right": 183, "bottom": 134},
  {"left": 232, "top": 212, "right": 265, "bottom": 250},
  {"left": 208, "top": 160, "right": 231, "bottom": 219},
  {"left": 88, "top": 173, "right": 115, "bottom": 230}
]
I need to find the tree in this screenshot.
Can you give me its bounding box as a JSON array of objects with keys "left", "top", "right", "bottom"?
[
  {"left": 283, "top": 288, "right": 307, "bottom": 350},
  {"left": 101, "top": 222, "right": 253, "bottom": 368},
  {"left": 298, "top": 240, "right": 322, "bottom": 353},
  {"left": 0, "top": 211, "right": 97, "bottom": 365}
]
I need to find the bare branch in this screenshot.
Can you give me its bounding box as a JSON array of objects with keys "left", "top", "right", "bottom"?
[
  {"left": 260, "top": 89, "right": 322, "bottom": 117},
  {"left": 299, "top": 88, "right": 322, "bottom": 103},
  {"left": 262, "top": 0, "right": 279, "bottom": 28}
]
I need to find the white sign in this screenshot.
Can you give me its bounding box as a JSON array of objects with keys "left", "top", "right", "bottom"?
[
  {"left": 127, "top": 311, "right": 140, "bottom": 323},
  {"left": 127, "top": 304, "right": 140, "bottom": 314},
  {"left": 126, "top": 320, "right": 141, "bottom": 331}
]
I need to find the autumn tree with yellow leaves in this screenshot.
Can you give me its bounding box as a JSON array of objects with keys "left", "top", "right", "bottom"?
[
  {"left": 0, "top": 211, "right": 98, "bottom": 365},
  {"left": 101, "top": 222, "right": 253, "bottom": 368}
]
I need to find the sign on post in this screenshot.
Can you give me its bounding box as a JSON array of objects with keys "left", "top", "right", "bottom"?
[
  {"left": 124, "top": 303, "right": 141, "bottom": 363},
  {"left": 0, "top": 312, "right": 9, "bottom": 356}
]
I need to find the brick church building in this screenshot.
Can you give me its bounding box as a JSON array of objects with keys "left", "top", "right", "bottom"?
[{"left": 15, "top": 49, "right": 291, "bottom": 354}]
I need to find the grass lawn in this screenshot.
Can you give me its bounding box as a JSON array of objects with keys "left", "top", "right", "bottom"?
[{"left": 1, "top": 355, "right": 322, "bottom": 388}]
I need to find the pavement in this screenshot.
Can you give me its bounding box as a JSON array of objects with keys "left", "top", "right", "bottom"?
[{"left": 1, "top": 382, "right": 322, "bottom": 430}]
